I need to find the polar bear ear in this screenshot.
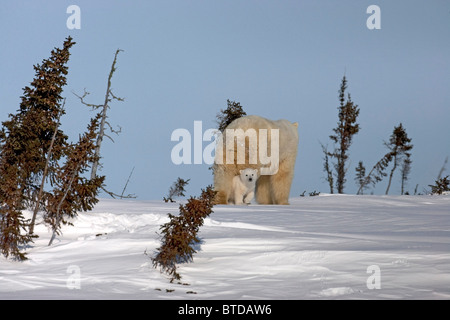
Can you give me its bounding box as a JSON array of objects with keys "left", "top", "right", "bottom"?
[
  {"left": 239, "top": 170, "right": 243, "bottom": 174},
  {"left": 292, "top": 122, "right": 299, "bottom": 128}
]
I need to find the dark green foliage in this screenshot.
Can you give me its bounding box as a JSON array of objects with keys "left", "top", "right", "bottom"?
[
  {"left": 211, "top": 99, "right": 247, "bottom": 175},
  {"left": 357, "top": 123, "right": 413, "bottom": 195},
  {"left": 1, "top": 37, "right": 105, "bottom": 259},
  {"left": 2, "top": 37, "right": 74, "bottom": 182},
  {"left": 400, "top": 155, "right": 412, "bottom": 195},
  {"left": 323, "top": 76, "right": 360, "bottom": 194},
  {"left": 357, "top": 152, "right": 392, "bottom": 195},
  {"left": 321, "top": 143, "right": 334, "bottom": 194},
  {"left": 429, "top": 176, "right": 450, "bottom": 195},
  {"left": 384, "top": 123, "right": 413, "bottom": 194},
  {"left": 0, "top": 160, "right": 37, "bottom": 260},
  {"left": 46, "top": 114, "right": 105, "bottom": 246},
  {"left": 355, "top": 161, "right": 368, "bottom": 195},
  {"left": 216, "top": 99, "right": 247, "bottom": 132},
  {"left": 163, "top": 177, "right": 190, "bottom": 203},
  {"left": 153, "top": 185, "right": 217, "bottom": 282},
  {"left": 0, "top": 37, "right": 75, "bottom": 260}
]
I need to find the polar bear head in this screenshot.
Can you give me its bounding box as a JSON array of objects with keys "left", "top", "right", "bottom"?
[{"left": 239, "top": 168, "right": 259, "bottom": 188}]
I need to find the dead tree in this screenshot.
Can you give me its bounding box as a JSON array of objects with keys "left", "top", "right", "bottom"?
[
  {"left": 74, "top": 49, "right": 135, "bottom": 199},
  {"left": 437, "top": 156, "right": 448, "bottom": 180}
]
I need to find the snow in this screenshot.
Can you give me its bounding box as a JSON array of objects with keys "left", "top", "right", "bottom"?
[{"left": 1, "top": 194, "right": 449, "bottom": 299}]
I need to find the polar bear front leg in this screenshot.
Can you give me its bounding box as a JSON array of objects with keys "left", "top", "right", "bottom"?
[
  {"left": 243, "top": 191, "right": 254, "bottom": 204},
  {"left": 233, "top": 188, "right": 244, "bottom": 205}
]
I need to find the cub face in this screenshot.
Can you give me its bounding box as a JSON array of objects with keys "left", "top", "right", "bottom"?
[{"left": 239, "top": 168, "right": 258, "bottom": 186}]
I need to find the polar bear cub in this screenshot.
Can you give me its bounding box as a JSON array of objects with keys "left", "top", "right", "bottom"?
[{"left": 229, "top": 168, "right": 259, "bottom": 205}]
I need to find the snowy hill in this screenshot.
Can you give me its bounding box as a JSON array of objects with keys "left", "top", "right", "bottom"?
[{"left": 1, "top": 194, "right": 449, "bottom": 300}]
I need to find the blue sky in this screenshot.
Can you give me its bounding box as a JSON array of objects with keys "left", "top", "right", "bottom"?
[{"left": 1, "top": 1, "right": 449, "bottom": 200}]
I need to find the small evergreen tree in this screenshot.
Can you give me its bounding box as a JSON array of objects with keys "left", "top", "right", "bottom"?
[
  {"left": 384, "top": 123, "right": 413, "bottom": 195},
  {"left": 211, "top": 99, "right": 247, "bottom": 177},
  {"left": 29, "top": 103, "right": 65, "bottom": 235},
  {"left": 429, "top": 176, "right": 450, "bottom": 195},
  {"left": 400, "top": 155, "right": 412, "bottom": 195},
  {"left": 163, "top": 177, "right": 190, "bottom": 203},
  {"left": 0, "top": 154, "right": 36, "bottom": 260},
  {"left": 323, "top": 76, "right": 360, "bottom": 194},
  {"left": 0, "top": 37, "right": 75, "bottom": 260},
  {"left": 1, "top": 37, "right": 107, "bottom": 258},
  {"left": 357, "top": 152, "right": 393, "bottom": 195},
  {"left": 216, "top": 99, "right": 247, "bottom": 132},
  {"left": 321, "top": 144, "right": 334, "bottom": 194},
  {"left": 46, "top": 114, "right": 105, "bottom": 246},
  {"left": 152, "top": 185, "right": 216, "bottom": 282},
  {"left": 355, "top": 161, "right": 368, "bottom": 195},
  {"left": 357, "top": 123, "right": 413, "bottom": 195}
]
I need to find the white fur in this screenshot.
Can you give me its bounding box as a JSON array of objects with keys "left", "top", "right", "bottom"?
[
  {"left": 228, "top": 168, "right": 258, "bottom": 205},
  {"left": 214, "top": 115, "right": 299, "bottom": 205}
]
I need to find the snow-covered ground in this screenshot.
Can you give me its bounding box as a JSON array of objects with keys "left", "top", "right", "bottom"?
[{"left": 1, "top": 194, "right": 449, "bottom": 300}]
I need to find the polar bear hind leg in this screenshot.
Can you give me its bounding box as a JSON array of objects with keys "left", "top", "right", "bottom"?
[
  {"left": 213, "top": 166, "right": 236, "bottom": 204},
  {"left": 269, "top": 161, "right": 294, "bottom": 205},
  {"left": 255, "top": 175, "right": 273, "bottom": 204}
]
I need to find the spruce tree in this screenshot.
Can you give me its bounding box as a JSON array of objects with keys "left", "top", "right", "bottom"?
[
  {"left": 211, "top": 99, "right": 247, "bottom": 176},
  {"left": 384, "top": 123, "right": 413, "bottom": 195},
  {"left": 46, "top": 114, "right": 105, "bottom": 246},
  {"left": 216, "top": 99, "right": 247, "bottom": 132},
  {"left": 356, "top": 153, "right": 392, "bottom": 195},
  {"left": 330, "top": 76, "right": 360, "bottom": 193},
  {"left": 356, "top": 123, "right": 413, "bottom": 195},
  {"left": 1, "top": 37, "right": 107, "bottom": 258},
  {"left": 400, "top": 155, "right": 412, "bottom": 195},
  {"left": 153, "top": 186, "right": 216, "bottom": 282},
  {"left": 321, "top": 143, "right": 334, "bottom": 194},
  {"left": 163, "top": 177, "right": 190, "bottom": 203},
  {"left": 0, "top": 147, "right": 36, "bottom": 260},
  {"left": 429, "top": 176, "right": 450, "bottom": 195},
  {"left": 0, "top": 37, "right": 75, "bottom": 260},
  {"left": 355, "top": 161, "right": 368, "bottom": 195},
  {"left": 323, "top": 76, "right": 360, "bottom": 194}
]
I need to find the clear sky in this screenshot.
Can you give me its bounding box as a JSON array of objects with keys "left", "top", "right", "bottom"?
[{"left": 1, "top": 0, "right": 449, "bottom": 200}]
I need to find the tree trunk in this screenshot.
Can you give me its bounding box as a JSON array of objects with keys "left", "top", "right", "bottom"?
[
  {"left": 90, "top": 100, "right": 108, "bottom": 180},
  {"left": 385, "top": 154, "right": 397, "bottom": 195},
  {"left": 90, "top": 49, "right": 122, "bottom": 180},
  {"left": 29, "top": 106, "right": 63, "bottom": 235},
  {"left": 48, "top": 166, "right": 79, "bottom": 246}
]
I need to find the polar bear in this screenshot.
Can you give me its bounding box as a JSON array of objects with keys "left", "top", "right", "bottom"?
[
  {"left": 228, "top": 168, "right": 258, "bottom": 205},
  {"left": 213, "top": 115, "right": 299, "bottom": 205}
]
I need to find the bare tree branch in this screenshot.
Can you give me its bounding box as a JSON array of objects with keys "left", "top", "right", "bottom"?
[
  {"left": 121, "top": 166, "right": 135, "bottom": 198},
  {"left": 101, "top": 185, "right": 136, "bottom": 199},
  {"left": 90, "top": 49, "right": 124, "bottom": 181},
  {"left": 109, "top": 89, "right": 124, "bottom": 102},
  {"left": 437, "top": 156, "right": 448, "bottom": 180},
  {"left": 72, "top": 89, "right": 103, "bottom": 110}
]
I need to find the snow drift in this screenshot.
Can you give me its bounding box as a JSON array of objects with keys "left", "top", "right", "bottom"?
[{"left": 0, "top": 194, "right": 449, "bottom": 299}]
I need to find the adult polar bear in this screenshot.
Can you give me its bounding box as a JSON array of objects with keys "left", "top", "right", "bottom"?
[{"left": 213, "top": 115, "right": 299, "bottom": 205}]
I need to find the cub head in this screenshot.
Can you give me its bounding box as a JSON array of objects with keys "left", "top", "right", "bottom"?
[{"left": 239, "top": 168, "right": 259, "bottom": 185}]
